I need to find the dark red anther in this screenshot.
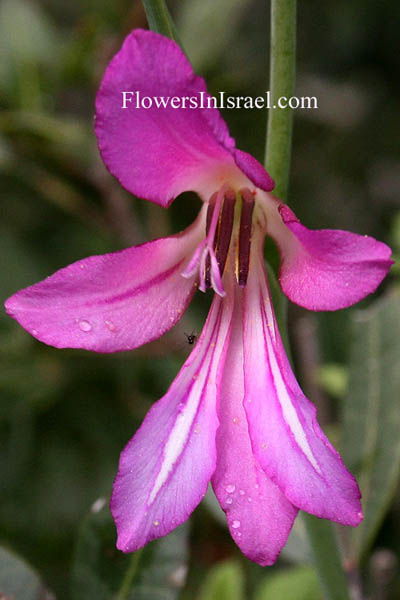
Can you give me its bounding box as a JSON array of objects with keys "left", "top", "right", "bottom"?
[
  {"left": 238, "top": 188, "right": 255, "bottom": 287},
  {"left": 206, "top": 192, "right": 218, "bottom": 237},
  {"left": 205, "top": 192, "right": 218, "bottom": 288},
  {"left": 204, "top": 189, "right": 236, "bottom": 289},
  {"left": 215, "top": 189, "right": 236, "bottom": 277}
]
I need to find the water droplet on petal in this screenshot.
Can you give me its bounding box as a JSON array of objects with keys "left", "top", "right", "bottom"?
[
  {"left": 153, "top": 520, "right": 159, "bottom": 526},
  {"left": 225, "top": 484, "right": 236, "bottom": 494},
  {"left": 226, "top": 497, "right": 233, "bottom": 505},
  {"left": 239, "top": 489, "right": 245, "bottom": 496},
  {"left": 32, "top": 329, "right": 38, "bottom": 336},
  {"left": 105, "top": 319, "right": 116, "bottom": 332},
  {"left": 79, "top": 319, "right": 92, "bottom": 332},
  {"left": 232, "top": 520, "right": 241, "bottom": 529},
  {"left": 232, "top": 416, "right": 239, "bottom": 424},
  {"left": 247, "top": 497, "right": 252, "bottom": 502}
]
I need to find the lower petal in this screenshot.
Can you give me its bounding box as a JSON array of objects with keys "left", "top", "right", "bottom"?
[
  {"left": 243, "top": 246, "right": 363, "bottom": 526},
  {"left": 5, "top": 212, "right": 205, "bottom": 353},
  {"left": 212, "top": 285, "right": 298, "bottom": 566},
  {"left": 111, "top": 289, "right": 233, "bottom": 552},
  {"left": 271, "top": 204, "right": 393, "bottom": 310}
]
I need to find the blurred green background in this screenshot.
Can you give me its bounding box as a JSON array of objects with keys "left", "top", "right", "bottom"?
[{"left": 1, "top": 0, "right": 399, "bottom": 598}]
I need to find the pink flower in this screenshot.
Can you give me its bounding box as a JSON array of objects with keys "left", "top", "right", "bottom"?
[{"left": 5, "top": 30, "right": 393, "bottom": 566}]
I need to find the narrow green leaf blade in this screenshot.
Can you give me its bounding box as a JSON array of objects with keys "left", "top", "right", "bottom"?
[
  {"left": 342, "top": 289, "right": 400, "bottom": 559},
  {"left": 71, "top": 498, "right": 189, "bottom": 600},
  {"left": 141, "top": 0, "right": 181, "bottom": 45}
]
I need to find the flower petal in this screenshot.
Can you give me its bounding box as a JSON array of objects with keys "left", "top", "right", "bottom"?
[
  {"left": 95, "top": 29, "right": 251, "bottom": 206},
  {"left": 243, "top": 244, "right": 363, "bottom": 526},
  {"left": 4, "top": 213, "right": 205, "bottom": 352},
  {"left": 111, "top": 289, "right": 233, "bottom": 552},
  {"left": 233, "top": 149, "right": 274, "bottom": 192},
  {"left": 212, "top": 285, "right": 298, "bottom": 566},
  {"left": 273, "top": 204, "right": 393, "bottom": 310}
]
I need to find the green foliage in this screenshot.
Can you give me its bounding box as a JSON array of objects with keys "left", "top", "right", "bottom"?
[
  {"left": 342, "top": 289, "right": 400, "bottom": 561},
  {"left": 71, "top": 500, "right": 189, "bottom": 600},
  {"left": 279, "top": 514, "right": 311, "bottom": 564},
  {"left": 0, "top": 546, "right": 51, "bottom": 599},
  {"left": 254, "top": 566, "right": 321, "bottom": 600},
  {"left": 317, "top": 364, "right": 349, "bottom": 399},
  {"left": 197, "top": 560, "right": 244, "bottom": 600},
  {"left": 178, "top": 0, "right": 250, "bottom": 69},
  {"left": 0, "top": 0, "right": 398, "bottom": 597}
]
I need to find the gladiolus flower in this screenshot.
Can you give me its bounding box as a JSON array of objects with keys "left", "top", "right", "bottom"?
[{"left": 5, "top": 30, "right": 393, "bottom": 565}]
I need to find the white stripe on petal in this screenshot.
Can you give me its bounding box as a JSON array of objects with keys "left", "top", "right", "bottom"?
[
  {"left": 265, "top": 317, "right": 321, "bottom": 475},
  {"left": 147, "top": 301, "right": 222, "bottom": 506},
  {"left": 148, "top": 356, "right": 213, "bottom": 505}
]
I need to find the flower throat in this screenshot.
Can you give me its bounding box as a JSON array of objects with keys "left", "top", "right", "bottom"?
[{"left": 205, "top": 188, "right": 255, "bottom": 289}]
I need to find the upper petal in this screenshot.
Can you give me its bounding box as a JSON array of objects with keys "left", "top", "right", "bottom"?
[
  {"left": 212, "top": 282, "right": 298, "bottom": 566},
  {"left": 232, "top": 149, "right": 274, "bottom": 192},
  {"left": 4, "top": 213, "right": 205, "bottom": 353},
  {"left": 272, "top": 204, "right": 393, "bottom": 311},
  {"left": 95, "top": 29, "right": 250, "bottom": 206},
  {"left": 111, "top": 287, "right": 233, "bottom": 552},
  {"left": 242, "top": 242, "right": 363, "bottom": 526}
]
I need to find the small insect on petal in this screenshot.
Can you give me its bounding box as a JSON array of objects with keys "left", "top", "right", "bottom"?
[{"left": 184, "top": 331, "right": 198, "bottom": 345}]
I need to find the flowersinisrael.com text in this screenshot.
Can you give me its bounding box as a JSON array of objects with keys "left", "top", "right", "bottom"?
[{"left": 121, "top": 90, "right": 318, "bottom": 110}]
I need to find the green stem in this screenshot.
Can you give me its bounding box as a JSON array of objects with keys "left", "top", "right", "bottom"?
[
  {"left": 141, "top": 0, "right": 182, "bottom": 45},
  {"left": 265, "top": 0, "right": 296, "bottom": 200},
  {"left": 265, "top": 4, "right": 352, "bottom": 600},
  {"left": 116, "top": 549, "right": 143, "bottom": 600},
  {"left": 303, "top": 514, "right": 351, "bottom": 600}
]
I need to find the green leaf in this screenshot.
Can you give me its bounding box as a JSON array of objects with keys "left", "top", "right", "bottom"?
[
  {"left": 317, "top": 363, "right": 349, "bottom": 399},
  {"left": 0, "top": 545, "right": 51, "bottom": 599},
  {"left": 71, "top": 499, "right": 189, "bottom": 600},
  {"left": 197, "top": 560, "right": 244, "bottom": 600},
  {"left": 0, "top": 0, "right": 59, "bottom": 107},
  {"left": 342, "top": 288, "right": 400, "bottom": 559},
  {"left": 141, "top": 0, "right": 181, "bottom": 45},
  {"left": 255, "top": 566, "right": 322, "bottom": 600},
  {"left": 0, "top": 0, "right": 57, "bottom": 65},
  {"left": 280, "top": 513, "right": 311, "bottom": 564}
]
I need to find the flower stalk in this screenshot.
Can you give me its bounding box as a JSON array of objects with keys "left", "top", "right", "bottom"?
[
  {"left": 265, "top": 0, "right": 296, "bottom": 201},
  {"left": 265, "top": 2, "right": 352, "bottom": 598},
  {"left": 141, "top": 0, "right": 181, "bottom": 45}
]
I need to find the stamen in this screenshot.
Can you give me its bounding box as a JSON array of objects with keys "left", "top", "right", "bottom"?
[
  {"left": 204, "top": 188, "right": 235, "bottom": 289},
  {"left": 215, "top": 189, "right": 236, "bottom": 278},
  {"left": 181, "top": 185, "right": 234, "bottom": 298},
  {"left": 206, "top": 192, "right": 218, "bottom": 237},
  {"left": 238, "top": 188, "right": 255, "bottom": 286}
]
